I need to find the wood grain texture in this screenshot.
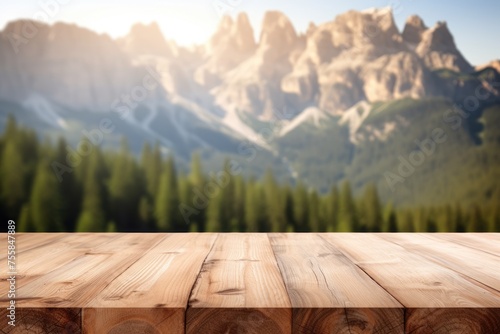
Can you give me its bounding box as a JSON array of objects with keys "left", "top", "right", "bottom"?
[
  {"left": 0, "top": 233, "right": 120, "bottom": 297},
  {"left": 9, "top": 234, "right": 165, "bottom": 308},
  {"left": 0, "top": 233, "right": 499, "bottom": 334},
  {"left": 0, "top": 233, "right": 72, "bottom": 261},
  {"left": 431, "top": 233, "right": 500, "bottom": 257},
  {"left": 0, "top": 308, "right": 81, "bottom": 334},
  {"left": 381, "top": 233, "right": 500, "bottom": 292},
  {"left": 269, "top": 233, "right": 403, "bottom": 333},
  {"left": 84, "top": 233, "right": 217, "bottom": 334},
  {"left": 323, "top": 233, "right": 500, "bottom": 307},
  {"left": 83, "top": 308, "right": 182, "bottom": 334},
  {"left": 406, "top": 308, "right": 500, "bottom": 334},
  {"left": 323, "top": 233, "right": 500, "bottom": 334},
  {"left": 186, "top": 233, "right": 292, "bottom": 334}
]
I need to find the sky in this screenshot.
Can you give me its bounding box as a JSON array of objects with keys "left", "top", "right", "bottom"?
[{"left": 1, "top": 0, "right": 499, "bottom": 65}]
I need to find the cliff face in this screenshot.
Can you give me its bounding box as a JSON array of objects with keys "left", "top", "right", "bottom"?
[
  {"left": 0, "top": 8, "right": 488, "bottom": 119},
  {"left": 118, "top": 22, "right": 177, "bottom": 58},
  {"left": 402, "top": 15, "right": 427, "bottom": 45},
  {"left": 280, "top": 8, "right": 434, "bottom": 115},
  {"left": 0, "top": 20, "right": 150, "bottom": 111},
  {"left": 416, "top": 22, "right": 473, "bottom": 73}
]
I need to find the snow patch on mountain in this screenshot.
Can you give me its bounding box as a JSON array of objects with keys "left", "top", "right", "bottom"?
[
  {"left": 279, "top": 107, "right": 329, "bottom": 136},
  {"left": 221, "top": 110, "right": 272, "bottom": 150},
  {"left": 22, "top": 94, "right": 68, "bottom": 129},
  {"left": 338, "top": 100, "right": 372, "bottom": 143}
]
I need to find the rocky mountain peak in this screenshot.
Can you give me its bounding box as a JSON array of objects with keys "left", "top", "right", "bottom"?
[
  {"left": 418, "top": 22, "right": 456, "bottom": 52},
  {"left": 328, "top": 7, "right": 401, "bottom": 52},
  {"left": 210, "top": 13, "right": 255, "bottom": 55},
  {"left": 402, "top": 15, "right": 427, "bottom": 45},
  {"left": 306, "top": 22, "right": 317, "bottom": 38},
  {"left": 416, "top": 21, "right": 472, "bottom": 72},
  {"left": 209, "top": 15, "right": 234, "bottom": 51},
  {"left": 120, "top": 22, "right": 175, "bottom": 58},
  {"left": 195, "top": 13, "right": 256, "bottom": 88},
  {"left": 258, "top": 11, "right": 298, "bottom": 62},
  {"left": 233, "top": 13, "right": 256, "bottom": 53}
]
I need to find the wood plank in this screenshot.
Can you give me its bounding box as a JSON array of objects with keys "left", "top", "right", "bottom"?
[
  {"left": 323, "top": 234, "right": 500, "bottom": 333},
  {"left": 9, "top": 233, "right": 165, "bottom": 308},
  {"left": 269, "top": 233, "right": 404, "bottom": 333},
  {"left": 83, "top": 308, "right": 179, "bottom": 334},
  {"left": 430, "top": 233, "right": 500, "bottom": 257},
  {"left": 406, "top": 308, "right": 500, "bottom": 334},
  {"left": 381, "top": 233, "right": 500, "bottom": 292},
  {"left": 0, "top": 233, "right": 72, "bottom": 261},
  {"left": 1, "top": 233, "right": 499, "bottom": 333},
  {"left": 0, "top": 233, "right": 119, "bottom": 285},
  {"left": 0, "top": 234, "right": 165, "bottom": 334},
  {"left": 83, "top": 233, "right": 217, "bottom": 334},
  {"left": 0, "top": 308, "right": 81, "bottom": 334},
  {"left": 186, "top": 233, "right": 291, "bottom": 334}
]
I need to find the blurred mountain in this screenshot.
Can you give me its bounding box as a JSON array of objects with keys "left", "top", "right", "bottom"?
[{"left": 1, "top": 8, "right": 499, "bottom": 205}]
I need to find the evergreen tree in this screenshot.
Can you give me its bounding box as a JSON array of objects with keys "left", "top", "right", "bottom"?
[
  {"left": 425, "top": 208, "right": 438, "bottom": 232},
  {"left": 155, "top": 156, "right": 179, "bottom": 231},
  {"left": 233, "top": 175, "right": 246, "bottom": 232},
  {"left": 292, "top": 181, "right": 309, "bottom": 232},
  {"left": 138, "top": 196, "right": 154, "bottom": 231},
  {"left": 205, "top": 177, "right": 222, "bottom": 232},
  {"left": 324, "top": 186, "right": 339, "bottom": 232},
  {"left": 177, "top": 173, "right": 192, "bottom": 232},
  {"left": 454, "top": 203, "right": 466, "bottom": 232},
  {"left": 386, "top": 207, "right": 398, "bottom": 232},
  {"left": 189, "top": 152, "right": 205, "bottom": 187},
  {"left": 469, "top": 204, "right": 488, "bottom": 232},
  {"left": 414, "top": 207, "right": 427, "bottom": 232},
  {"left": 338, "top": 181, "right": 357, "bottom": 232},
  {"left": 443, "top": 204, "right": 454, "bottom": 232},
  {"left": 189, "top": 152, "right": 206, "bottom": 231},
  {"left": 29, "top": 160, "right": 64, "bottom": 231},
  {"left": 263, "top": 169, "right": 285, "bottom": 232},
  {"left": 399, "top": 209, "right": 415, "bottom": 232},
  {"left": 360, "top": 183, "right": 382, "bottom": 232},
  {"left": 283, "top": 185, "right": 295, "bottom": 231},
  {"left": 491, "top": 205, "right": 500, "bottom": 232},
  {"left": 109, "top": 139, "right": 144, "bottom": 230},
  {"left": 308, "top": 190, "right": 320, "bottom": 232},
  {"left": 107, "top": 221, "right": 117, "bottom": 232},
  {"left": 245, "top": 180, "right": 265, "bottom": 232},
  {"left": 144, "top": 142, "right": 163, "bottom": 198},
  {"left": 53, "top": 137, "right": 80, "bottom": 231},
  {"left": 0, "top": 140, "right": 26, "bottom": 218},
  {"left": 18, "top": 204, "right": 34, "bottom": 232},
  {"left": 218, "top": 160, "right": 235, "bottom": 232},
  {"left": 75, "top": 151, "right": 107, "bottom": 232}
]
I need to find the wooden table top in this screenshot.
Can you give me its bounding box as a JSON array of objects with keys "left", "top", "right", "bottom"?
[{"left": 1, "top": 233, "right": 499, "bottom": 333}]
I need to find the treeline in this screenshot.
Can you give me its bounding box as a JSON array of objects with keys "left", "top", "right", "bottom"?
[{"left": 1, "top": 116, "right": 499, "bottom": 233}]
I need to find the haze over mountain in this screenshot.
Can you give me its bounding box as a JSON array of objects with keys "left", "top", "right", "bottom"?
[{"left": 0, "top": 8, "right": 499, "bottom": 205}]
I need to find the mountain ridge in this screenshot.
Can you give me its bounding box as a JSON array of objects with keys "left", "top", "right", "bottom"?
[{"left": 1, "top": 8, "right": 499, "bottom": 205}]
